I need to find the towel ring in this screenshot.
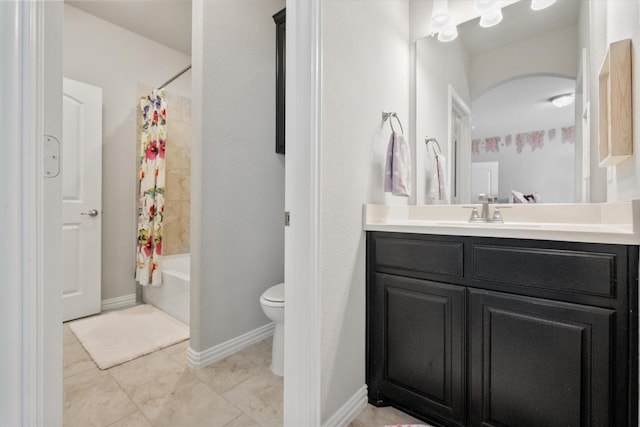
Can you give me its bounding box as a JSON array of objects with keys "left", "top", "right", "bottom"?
[
  {"left": 425, "top": 137, "right": 442, "bottom": 155},
  {"left": 382, "top": 111, "right": 404, "bottom": 135}
]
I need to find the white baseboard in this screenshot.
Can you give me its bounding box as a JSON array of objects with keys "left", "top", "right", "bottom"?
[
  {"left": 101, "top": 293, "right": 137, "bottom": 312},
  {"left": 322, "top": 385, "right": 368, "bottom": 427},
  {"left": 187, "top": 322, "right": 275, "bottom": 369}
]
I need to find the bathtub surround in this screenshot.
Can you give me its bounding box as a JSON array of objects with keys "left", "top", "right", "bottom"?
[
  {"left": 136, "top": 89, "right": 168, "bottom": 286},
  {"left": 164, "top": 93, "right": 192, "bottom": 255},
  {"left": 64, "top": 4, "right": 191, "bottom": 301}
]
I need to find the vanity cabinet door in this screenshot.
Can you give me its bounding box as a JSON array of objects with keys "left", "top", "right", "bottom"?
[
  {"left": 369, "top": 273, "right": 466, "bottom": 426},
  {"left": 469, "top": 289, "right": 615, "bottom": 427}
]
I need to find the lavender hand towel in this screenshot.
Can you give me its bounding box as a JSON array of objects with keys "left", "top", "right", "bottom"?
[
  {"left": 428, "top": 153, "right": 447, "bottom": 201},
  {"left": 384, "top": 131, "right": 411, "bottom": 197}
]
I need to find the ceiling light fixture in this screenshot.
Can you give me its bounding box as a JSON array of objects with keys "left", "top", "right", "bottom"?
[
  {"left": 550, "top": 93, "right": 575, "bottom": 108},
  {"left": 531, "top": 0, "right": 557, "bottom": 11},
  {"left": 431, "top": 0, "right": 451, "bottom": 29},
  {"left": 480, "top": 8, "right": 503, "bottom": 28},
  {"left": 437, "top": 25, "right": 458, "bottom": 42}
]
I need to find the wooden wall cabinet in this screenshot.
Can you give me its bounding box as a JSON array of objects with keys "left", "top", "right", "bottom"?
[
  {"left": 598, "top": 39, "right": 632, "bottom": 167},
  {"left": 367, "top": 232, "right": 638, "bottom": 427},
  {"left": 273, "top": 8, "right": 286, "bottom": 155}
]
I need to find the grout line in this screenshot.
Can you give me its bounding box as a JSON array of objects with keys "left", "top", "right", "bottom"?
[
  {"left": 105, "top": 350, "right": 187, "bottom": 392},
  {"left": 102, "top": 407, "right": 142, "bottom": 427},
  {"left": 221, "top": 413, "right": 245, "bottom": 427},
  {"left": 220, "top": 370, "right": 284, "bottom": 427},
  {"left": 64, "top": 334, "right": 282, "bottom": 426}
]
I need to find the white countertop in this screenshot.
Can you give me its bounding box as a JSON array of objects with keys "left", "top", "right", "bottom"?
[{"left": 363, "top": 201, "right": 640, "bottom": 245}]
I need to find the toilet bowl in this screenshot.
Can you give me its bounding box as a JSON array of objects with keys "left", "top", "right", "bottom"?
[{"left": 260, "top": 283, "right": 285, "bottom": 376}]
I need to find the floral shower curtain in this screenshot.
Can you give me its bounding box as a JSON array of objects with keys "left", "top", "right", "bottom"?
[{"left": 135, "top": 89, "right": 167, "bottom": 286}]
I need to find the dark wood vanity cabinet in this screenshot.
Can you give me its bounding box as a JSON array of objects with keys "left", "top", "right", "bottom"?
[
  {"left": 369, "top": 273, "right": 466, "bottom": 425},
  {"left": 366, "top": 232, "right": 638, "bottom": 427},
  {"left": 469, "top": 290, "right": 614, "bottom": 427}
]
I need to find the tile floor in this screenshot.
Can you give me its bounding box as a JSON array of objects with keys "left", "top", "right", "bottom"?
[{"left": 64, "top": 323, "right": 425, "bottom": 427}]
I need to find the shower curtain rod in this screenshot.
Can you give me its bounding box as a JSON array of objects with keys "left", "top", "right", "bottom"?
[{"left": 158, "top": 65, "right": 192, "bottom": 89}]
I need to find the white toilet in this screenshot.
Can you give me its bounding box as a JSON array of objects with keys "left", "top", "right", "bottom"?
[{"left": 260, "top": 283, "right": 285, "bottom": 376}]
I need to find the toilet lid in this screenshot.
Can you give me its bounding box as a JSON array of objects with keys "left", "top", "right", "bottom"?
[{"left": 262, "top": 283, "right": 285, "bottom": 303}]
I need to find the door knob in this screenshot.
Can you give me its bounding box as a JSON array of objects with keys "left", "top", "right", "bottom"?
[{"left": 81, "top": 209, "right": 99, "bottom": 217}]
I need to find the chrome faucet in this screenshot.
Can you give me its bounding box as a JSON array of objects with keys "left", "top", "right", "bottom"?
[{"left": 469, "top": 194, "right": 500, "bottom": 223}]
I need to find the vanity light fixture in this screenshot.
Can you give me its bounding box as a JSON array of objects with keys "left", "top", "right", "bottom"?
[
  {"left": 437, "top": 25, "right": 458, "bottom": 42},
  {"left": 531, "top": 0, "right": 557, "bottom": 11},
  {"left": 550, "top": 93, "right": 575, "bottom": 108},
  {"left": 480, "top": 8, "right": 503, "bottom": 28},
  {"left": 431, "top": 0, "right": 451, "bottom": 29}
]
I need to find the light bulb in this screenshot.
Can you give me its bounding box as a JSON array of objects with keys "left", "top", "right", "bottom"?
[
  {"left": 431, "top": 0, "right": 450, "bottom": 29},
  {"left": 437, "top": 25, "right": 458, "bottom": 42},
  {"left": 480, "top": 9, "right": 503, "bottom": 28}
]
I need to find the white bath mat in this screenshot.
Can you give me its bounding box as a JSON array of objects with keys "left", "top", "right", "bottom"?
[{"left": 69, "top": 304, "right": 189, "bottom": 369}]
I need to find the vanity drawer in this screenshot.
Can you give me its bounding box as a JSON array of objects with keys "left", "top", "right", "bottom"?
[
  {"left": 472, "top": 243, "right": 618, "bottom": 298},
  {"left": 374, "top": 236, "right": 463, "bottom": 278}
]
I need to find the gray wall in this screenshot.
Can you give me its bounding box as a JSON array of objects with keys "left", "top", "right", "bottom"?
[
  {"left": 63, "top": 5, "right": 191, "bottom": 301},
  {"left": 190, "top": 0, "right": 285, "bottom": 352}
]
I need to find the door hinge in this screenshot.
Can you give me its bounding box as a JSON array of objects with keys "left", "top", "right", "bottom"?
[
  {"left": 43, "top": 135, "right": 60, "bottom": 178},
  {"left": 284, "top": 211, "right": 290, "bottom": 226}
]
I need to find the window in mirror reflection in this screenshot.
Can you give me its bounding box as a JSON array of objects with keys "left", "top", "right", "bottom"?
[{"left": 471, "top": 75, "right": 575, "bottom": 203}]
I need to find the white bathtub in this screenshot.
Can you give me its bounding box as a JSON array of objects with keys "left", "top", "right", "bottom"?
[{"left": 142, "top": 253, "right": 190, "bottom": 325}]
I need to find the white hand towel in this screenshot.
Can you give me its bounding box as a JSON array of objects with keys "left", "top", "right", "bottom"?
[
  {"left": 428, "top": 154, "right": 447, "bottom": 201},
  {"left": 384, "top": 132, "right": 411, "bottom": 197}
]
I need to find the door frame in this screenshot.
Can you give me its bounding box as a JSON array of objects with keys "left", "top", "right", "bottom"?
[
  {"left": 4, "top": 0, "right": 325, "bottom": 425},
  {"left": 283, "top": 0, "right": 322, "bottom": 425},
  {"left": 0, "top": 1, "right": 63, "bottom": 426},
  {"left": 447, "top": 84, "right": 471, "bottom": 204}
]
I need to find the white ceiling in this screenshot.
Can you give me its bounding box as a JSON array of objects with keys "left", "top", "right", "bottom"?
[
  {"left": 458, "top": 0, "right": 581, "bottom": 55},
  {"left": 65, "top": 0, "right": 192, "bottom": 55},
  {"left": 471, "top": 75, "right": 576, "bottom": 138}
]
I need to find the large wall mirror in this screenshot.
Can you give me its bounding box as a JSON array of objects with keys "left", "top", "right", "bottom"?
[{"left": 415, "top": 0, "right": 592, "bottom": 204}]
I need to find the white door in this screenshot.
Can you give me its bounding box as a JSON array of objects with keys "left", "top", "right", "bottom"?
[
  {"left": 471, "top": 161, "right": 499, "bottom": 202},
  {"left": 62, "top": 78, "right": 103, "bottom": 322}
]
